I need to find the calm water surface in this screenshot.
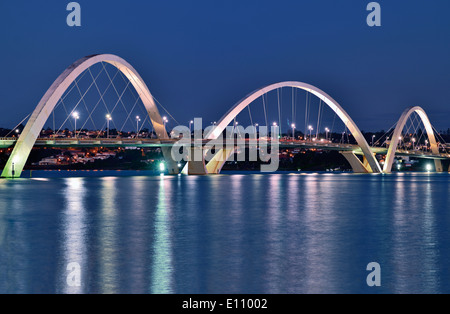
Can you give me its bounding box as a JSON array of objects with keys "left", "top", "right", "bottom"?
[{"left": 1, "top": 171, "right": 450, "bottom": 294}]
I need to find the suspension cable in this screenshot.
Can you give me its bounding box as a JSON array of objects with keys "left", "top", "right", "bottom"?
[
  {"left": 77, "top": 65, "right": 121, "bottom": 133},
  {"left": 304, "top": 92, "right": 309, "bottom": 137},
  {"left": 152, "top": 95, "right": 181, "bottom": 126},
  {"left": 247, "top": 104, "right": 254, "bottom": 127},
  {"left": 4, "top": 113, "right": 32, "bottom": 137},
  {"left": 55, "top": 65, "right": 106, "bottom": 135},
  {"left": 117, "top": 69, "right": 154, "bottom": 131},
  {"left": 262, "top": 94, "right": 268, "bottom": 128},
  {"left": 373, "top": 121, "right": 397, "bottom": 146},
  {"left": 277, "top": 88, "right": 281, "bottom": 132}
]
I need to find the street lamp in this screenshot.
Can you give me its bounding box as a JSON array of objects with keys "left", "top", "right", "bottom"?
[
  {"left": 136, "top": 116, "right": 141, "bottom": 138},
  {"left": 72, "top": 112, "right": 79, "bottom": 138},
  {"left": 291, "top": 124, "right": 296, "bottom": 140},
  {"left": 189, "top": 120, "right": 194, "bottom": 134},
  {"left": 412, "top": 138, "right": 416, "bottom": 150},
  {"left": 325, "top": 128, "right": 330, "bottom": 141},
  {"left": 372, "top": 135, "right": 376, "bottom": 147},
  {"left": 272, "top": 122, "right": 279, "bottom": 139},
  {"left": 106, "top": 114, "right": 112, "bottom": 138},
  {"left": 308, "top": 126, "right": 313, "bottom": 141},
  {"left": 252, "top": 123, "right": 258, "bottom": 137}
]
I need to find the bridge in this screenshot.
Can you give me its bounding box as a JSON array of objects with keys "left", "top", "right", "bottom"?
[
  {"left": 1, "top": 54, "right": 449, "bottom": 178},
  {"left": 1, "top": 137, "right": 447, "bottom": 156}
]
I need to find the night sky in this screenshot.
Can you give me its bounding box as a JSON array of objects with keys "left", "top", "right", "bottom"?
[{"left": 1, "top": 0, "right": 449, "bottom": 131}]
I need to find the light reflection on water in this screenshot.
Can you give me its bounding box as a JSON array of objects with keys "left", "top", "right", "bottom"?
[
  {"left": 98, "top": 177, "right": 119, "bottom": 294},
  {"left": 151, "top": 175, "right": 174, "bottom": 294},
  {"left": 59, "top": 178, "right": 87, "bottom": 294},
  {"left": 0, "top": 172, "right": 450, "bottom": 293}
]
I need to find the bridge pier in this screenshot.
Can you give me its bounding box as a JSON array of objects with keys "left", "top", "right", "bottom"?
[
  {"left": 340, "top": 151, "right": 371, "bottom": 173},
  {"left": 434, "top": 159, "right": 444, "bottom": 173},
  {"left": 181, "top": 147, "right": 208, "bottom": 175},
  {"left": 206, "top": 148, "right": 236, "bottom": 174},
  {"left": 1, "top": 140, "right": 32, "bottom": 178},
  {"left": 161, "top": 146, "right": 179, "bottom": 175}
]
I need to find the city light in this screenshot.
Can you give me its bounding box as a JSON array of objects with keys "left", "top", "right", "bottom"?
[
  {"left": 426, "top": 164, "right": 432, "bottom": 172},
  {"left": 72, "top": 112, "right": 79, "bottom": 138},
  {"left": 308, "top": 125, "right": 313, "bottom": 141},
  {"left": 136, "top": 116, "right": 141, "bottom": 137},
  {"left": 163, "top": 116, "right": 168, "bottom": 131},
  {"left": 159, "top": 162, "right": 166, "bottom": 172},
  {"left": 106, "top": 114, "right": 112, "bottom": 138}
]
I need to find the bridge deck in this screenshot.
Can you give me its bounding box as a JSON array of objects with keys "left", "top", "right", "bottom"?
[{"left": 0, "top": 138, "right": 449, "bottom": 160}]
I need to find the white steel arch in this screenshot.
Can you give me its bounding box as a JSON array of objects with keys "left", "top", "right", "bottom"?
[
  {"left": 383, "top": 106, "right": 443, "bottom": 173},
  {"left": 1, "top": 54, "right": 175, "bottom": 178},
  {"left": 204, "top": 81, "right": 382, "bottom": 173}
]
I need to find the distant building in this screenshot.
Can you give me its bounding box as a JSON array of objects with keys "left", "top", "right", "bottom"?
[{"left": 38, "top": 157, "right": 59, "bottom": 166}]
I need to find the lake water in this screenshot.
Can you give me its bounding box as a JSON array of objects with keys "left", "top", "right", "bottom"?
[{"left": 0, "top": 171, "right": 450, "bottom": 294}]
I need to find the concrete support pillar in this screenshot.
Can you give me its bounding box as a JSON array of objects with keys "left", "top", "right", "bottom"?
[
  {"left": 161, "top": 146, "right": 179, "bottom": 175},
  {"left": 182, "top": 146, "right": 207, "bottom": 175},
  {"left": 206, "top": 148, "right": 236, "bottom": 174},
  {"left": 434, "top": 159, "right": 443, "bottom": 173},
  {"left": 340, "top": 151, "right": 371, "bottom": 173}
]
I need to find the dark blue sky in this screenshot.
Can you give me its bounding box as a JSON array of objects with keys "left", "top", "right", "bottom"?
[{"left": 1, "top": 0, "right": 450, "bottom": 131}]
